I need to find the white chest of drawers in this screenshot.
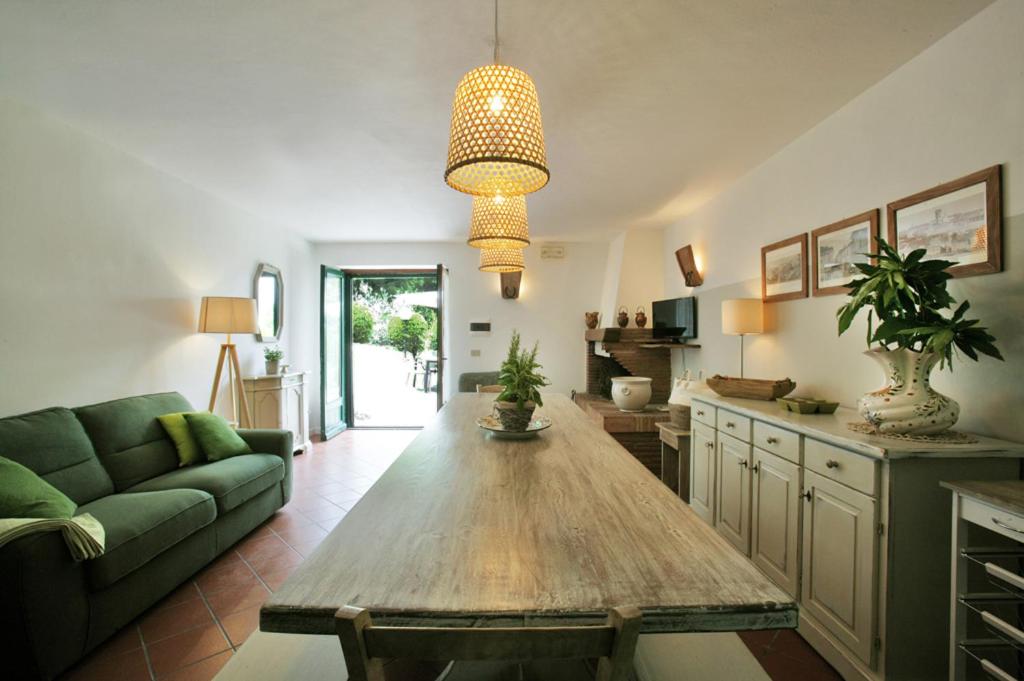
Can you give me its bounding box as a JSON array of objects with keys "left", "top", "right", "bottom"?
[
  {"left": 242, "top": 372, "right": 312, "bottom": 454},
  {"left": 687, "top": 389, "right": 1024, "bottom": 681}
]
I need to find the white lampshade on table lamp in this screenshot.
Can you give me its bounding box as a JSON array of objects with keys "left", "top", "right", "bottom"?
[
  {"left": 199, "top": 297, "right": 258, "bottom": 427},
  {"left": 721, "top": 299, "right": 764, "bottom": 378}
]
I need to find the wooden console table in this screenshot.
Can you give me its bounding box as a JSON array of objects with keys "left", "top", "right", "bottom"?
[{"left": 658, "top": 422, "right": 690, "bottom": 501}]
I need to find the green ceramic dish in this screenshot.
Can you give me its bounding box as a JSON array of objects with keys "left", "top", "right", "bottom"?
[{"left": 777, "top": 398, "right": 839, "bottom": 414}]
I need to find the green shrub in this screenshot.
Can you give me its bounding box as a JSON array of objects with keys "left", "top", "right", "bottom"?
[
  {"left": 387, "top": 313, "right": 429, "bottom": 360},
  {"left": 352, "top": 304, "right": 374, "bottom": 344}
]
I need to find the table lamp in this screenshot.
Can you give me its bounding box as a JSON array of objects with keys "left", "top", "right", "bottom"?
[
  {"left": 199, "top": 296, "right": 258, "bottom": 427},
  {"left": 721, "top": 299, "right": 764, "bottom": 378}
]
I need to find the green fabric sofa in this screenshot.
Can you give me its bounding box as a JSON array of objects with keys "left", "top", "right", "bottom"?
[{"left": 0, "top": 392, "right": 294, "bottom": 680}]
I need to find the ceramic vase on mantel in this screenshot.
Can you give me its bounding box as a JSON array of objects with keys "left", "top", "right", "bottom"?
[{"left": 857, "top": 347, "right": 959, "bottom": 435}]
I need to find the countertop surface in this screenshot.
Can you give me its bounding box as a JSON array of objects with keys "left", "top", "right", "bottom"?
[
  {"left": 685, "top": 387, "right": 1024, "bottom": 460},
  {"left": 941, "top": 480, "right": 1024, "bottom": 516}
]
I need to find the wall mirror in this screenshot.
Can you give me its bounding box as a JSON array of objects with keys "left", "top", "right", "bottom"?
[{"left": 253, "top": 263, "right": 283, "bottom": 342}]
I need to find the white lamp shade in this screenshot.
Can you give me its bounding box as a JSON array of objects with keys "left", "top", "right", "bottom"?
[
  {"left": 721, "top": 299, "right": 764, "bottom": 335},
  {"left": 198, "top": 297, "right": 258, "bottom": 334}
]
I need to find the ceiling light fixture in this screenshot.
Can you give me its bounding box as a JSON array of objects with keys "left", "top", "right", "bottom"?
[
  {"left": 467, "top": 194, "right": 530, "bottom": 250},
  {"left": 479, "top": 247, "right": 525, "bottom": 273},
  {"left": 444, "top": 0, "right": 548, "bottom": 197}
]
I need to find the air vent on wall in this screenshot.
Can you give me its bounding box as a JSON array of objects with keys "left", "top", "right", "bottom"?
[{"left": 540, "top": 244, "right": 566, "bottom": 260}]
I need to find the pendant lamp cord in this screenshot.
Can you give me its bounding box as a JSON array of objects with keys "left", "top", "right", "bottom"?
[{"left": 493, "top": 0, "right": 500, "bottom": 63}]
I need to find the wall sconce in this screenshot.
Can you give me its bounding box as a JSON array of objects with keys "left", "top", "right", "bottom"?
[
  {"left": 500, "top": 271, "right": 522, "bottom": 299},
  {"left": 675, "top": 245, "right": 704, "bottom": 287}
]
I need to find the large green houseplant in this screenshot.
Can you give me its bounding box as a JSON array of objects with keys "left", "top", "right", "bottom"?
[
  {"left": 837, "top": 239, "right": 1001, "bottom": 434},
  {"left": 494, "top": 331, "right": 550, "bottom": 431}
]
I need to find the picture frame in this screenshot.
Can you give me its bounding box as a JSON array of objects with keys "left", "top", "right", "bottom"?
[
  {"left": 811, "top": 209, "right": 880, "bottom": 296},
  {"left": 887, "top": 165, "right": 1001, "bottom": 278},
  {"left": 761, "top": 233, "right": 808, "bottom": 303}
]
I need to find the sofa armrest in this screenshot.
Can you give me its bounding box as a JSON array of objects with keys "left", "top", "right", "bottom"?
[
  {"left": 0, "top": 532, "right": 91, "bottom": 680},
  {"left": 236, "top": 429, "right": 294, "bottom": 504}
]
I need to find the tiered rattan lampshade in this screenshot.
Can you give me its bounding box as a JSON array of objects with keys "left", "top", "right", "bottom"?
[
  {"left": 479, "top": 247, "right": 524, "bottom": 273},
  {"left": 445, "top": 64, "right": 549, "bottom": 197},
  {"left": 467, "top": 194, "right": 530, "bottom": 249}
]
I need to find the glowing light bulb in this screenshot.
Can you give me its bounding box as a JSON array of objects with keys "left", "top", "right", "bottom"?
[
  {"left": 488, "top": 94, "right": 505, "bottom": 113},
  {"left": 493, "top": 193, "right": 505, "bottom": 204}
]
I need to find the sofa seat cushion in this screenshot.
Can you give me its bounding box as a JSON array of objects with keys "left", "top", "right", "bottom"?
[
  {"left": 78, "top": 489, "right": 215, "bottom": 590},
  {"left": 125, "top": 455, "right": 285, "bottom": 514}
]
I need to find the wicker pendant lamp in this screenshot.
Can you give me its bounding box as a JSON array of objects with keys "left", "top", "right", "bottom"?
[
  {"left": 479, "top": 247, "right": 525, "bottom": 273},
  {"left": 467, "top": 194, "right": 530, "bottom": 249},
  {"left": 444, "top": 0, "right": 548, "bottom": 197}
]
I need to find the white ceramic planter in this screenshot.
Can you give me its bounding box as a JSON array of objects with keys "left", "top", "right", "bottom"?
[
  {"left": 858, "top": 347, "right": 959, "bottom": 434},
  {"left": 611, "top": 376, "right": 653, "bottom": 412}
]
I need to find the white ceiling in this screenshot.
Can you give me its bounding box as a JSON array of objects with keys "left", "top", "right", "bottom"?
[{"left": 0, "top": 0, "right": 993, "bottom": 242}]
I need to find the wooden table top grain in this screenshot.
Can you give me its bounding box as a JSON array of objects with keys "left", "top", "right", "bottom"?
[{"left": 260, "top": 393, "right": 797, "bottom": 635}]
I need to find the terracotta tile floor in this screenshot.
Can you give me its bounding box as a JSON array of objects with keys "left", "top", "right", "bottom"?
[{"left": 60, "top": 428, "right": 840, "bottom": 681}]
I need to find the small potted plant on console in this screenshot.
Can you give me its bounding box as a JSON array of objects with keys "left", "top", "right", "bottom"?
[{"left": 494, "top": 331, "right": 550, "bottom": 431}]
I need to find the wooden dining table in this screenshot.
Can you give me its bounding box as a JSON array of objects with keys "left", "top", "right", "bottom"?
[{"left": 260, "top": 393, "right": 796, "bottom": 639}]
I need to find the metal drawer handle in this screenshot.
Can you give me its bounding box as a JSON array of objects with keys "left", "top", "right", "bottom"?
[
  {"left": 766, "top": 436, "right": 779, "bottom": 445},
  {"left": 696, "top": 410, "right": 705, "bottom": 416},
  {"left": 802, "top": 490, "right": 813, "bottom": 501},
  {"left": 739, "top": 460, "right": 748, "bottom": 468},
  {"left": 991, "top": 517, "right": 1024, "bottom": 535},
  {"left": 725, "top": 421, "right": 736, "bottom": 429},
  {"left": 751, "top": 463, "right": 760, "bottom": 473},
  {"left": 825, "top": 459, "right": 840, "bottom": 469}
]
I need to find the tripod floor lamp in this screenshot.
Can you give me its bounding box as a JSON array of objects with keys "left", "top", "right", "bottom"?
[
  {"left": 199, "top": 296, "right": 258, "bottom": 428},
  {"left": 721, "top": 298, "right": 764, "bottom": 378}
]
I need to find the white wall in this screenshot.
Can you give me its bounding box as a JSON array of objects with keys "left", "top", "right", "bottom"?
[
  {"left": 0, "top": 97, "right": 315, "bottom": 418},
  {"left": 307, "top": 241, "right": 608, "bottom": 426},
  {"left": 599, "top": 229, "right": 665, "bottom": 325},
  {"left": 662, "top": 0, "right": 1024, "bottom": 441}
]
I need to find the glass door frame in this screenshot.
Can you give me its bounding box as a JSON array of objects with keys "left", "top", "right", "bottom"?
[
  {"left": 341, "top": 268, "right": 440, "bottom": 429},
  {"left": 320, "top": 266, "right": 348, "bottom": 439}
]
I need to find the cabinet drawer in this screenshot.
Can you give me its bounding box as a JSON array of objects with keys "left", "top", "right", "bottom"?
[
  {"left": 961, "top": 495, "right": 1024, "bottom": 543},
  {"left": 752, "top": 421, "right": 800, "bottom": 464},
  {"left": 692, "top": 400, "right": 716, "bottom": 428},
  {"left": 718, "top": 409, "right": 751, "bottom": 443},
  {"left": 805, "top": 439, "right": 877, "bottom": 497}
]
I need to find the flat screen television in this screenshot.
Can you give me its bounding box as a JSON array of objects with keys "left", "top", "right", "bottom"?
[{"left": 651, "top": 297, "right": 697, "bottom": 340}]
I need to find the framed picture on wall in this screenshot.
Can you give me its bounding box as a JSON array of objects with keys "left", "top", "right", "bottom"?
[
  {"left": 811, "top": 209, "right": 880, "bottom": 296},
  {"left": 761, "top": 233, "right": 808, "bottom": 302},
  {"left": 887, "top": 165, "right": 1001, "bottom": 278}
]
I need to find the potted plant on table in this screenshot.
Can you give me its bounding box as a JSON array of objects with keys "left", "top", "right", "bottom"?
[
  {"left": 264, "top": 346, "right": 284, "bottom": 375},
  {"left": 494, "top": 331, "right": 550, "bottom": 431},
  {"left": 837, "top": 239, "right": 1002, "bottom": 434}
]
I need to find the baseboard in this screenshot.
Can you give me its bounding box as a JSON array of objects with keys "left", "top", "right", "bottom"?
[{"left": 798, "top": 612, "right": 876, "bottom": 681}]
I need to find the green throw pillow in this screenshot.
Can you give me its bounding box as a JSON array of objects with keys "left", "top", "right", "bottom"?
[
  {"left": 0, "top": 455, "right": 77, "bottom": 519},
  {"left": 184, "top": 412, "right": 252, "bottom": 462},
  {"left": 157, "top": 412, "right": 204, "bottom": 467}
]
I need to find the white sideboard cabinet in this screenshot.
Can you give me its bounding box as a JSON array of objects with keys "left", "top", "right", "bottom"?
[
  {"left": 243, "top": 372, "right": 312, "bottom": 454},
  {"left": 687, "top": 389, "right": 1024, "bottom": 681}
]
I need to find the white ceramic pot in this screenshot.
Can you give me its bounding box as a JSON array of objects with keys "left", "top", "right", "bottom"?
[
  {"left": 611, "top": 376, "right": 653, "bottom": 412},
  {"left": 858, "top": 347, "right": 959, "bottom": 434}
]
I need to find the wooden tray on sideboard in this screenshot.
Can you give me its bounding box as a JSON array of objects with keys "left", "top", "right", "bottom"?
[{"left": 706, "top": 375, "right": 796, "bottom": 401}]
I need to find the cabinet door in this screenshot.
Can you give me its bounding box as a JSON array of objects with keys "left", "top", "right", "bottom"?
[
  {"left": 689, "top": 422, "right": 716, "bottom": 525},
  {"left": 715, "top": 432, "right": 752, "bottom": 555},
  {"left": 801, "top": 470, "right": 878, "bottom": 666},
  {"left": 751, "top": 448, "right": 800, "bottom": 598}
]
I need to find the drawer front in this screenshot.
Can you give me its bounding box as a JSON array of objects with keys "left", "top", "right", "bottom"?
[
  {"left": 752, "top": 421, "right": 800, "bottom": 464},
  {"left": 718, "top": 409, "right": 752, "bottom": 443},
  {"left": 691, "top": 400, "right": 716, "bottom": 428},
  {"left": 961, "top": 495, "right": 1024, "bottom": 543},
  {"left": 805, "top": 438, "right": 877, "bottom": 497}
]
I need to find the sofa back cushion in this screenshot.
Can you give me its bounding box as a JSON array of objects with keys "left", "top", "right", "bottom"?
[
  {"left": 74, "top": 392, "right": 193, "bottom": 490},
  {"left": 0, "top": 407, "right": 114, "bottom": 504}
]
